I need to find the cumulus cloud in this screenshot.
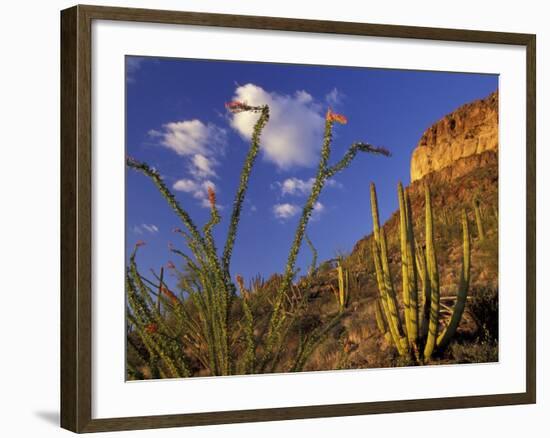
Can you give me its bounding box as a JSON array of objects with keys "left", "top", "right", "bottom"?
[
  {"left": 150, "top": 120, "right": 226, "bottom": 159},
  {"left": 273, "top": 203, "right": 300, "bottom": 220},
  {"left": 173, "top": 178, "right": 216, "bottom": 198},
  {"left": 274, "top": 177, "right": 342, "bottom": 197},
  {"left": 173, "top": 178, "right": 218, "bottom": 209},
  {"left": 279, "top": 177, "right": 315, "bottom": 196},
  {"left": 126, "top": 56, "right": 145, "bottom": 83},
  {"left": 190, "top": 153, "right": 217, "bottom": 178},
  {"left": 272, "top": 201, "right": 325, "bottom": 221},
  {"left": 326, "top": 88, "right": 345, "bottom": 107},
  {"left": 132, "top": 223, "right": 159, "bottom": 234},
  {"left": 311, "top": 201, "right": 325, "bottom": 220},
  {"left": 149, "top": 118, "right": 226, "bottom": 208},
  {"left": 228, "top": 84, "right": 325, "bottom": 169},
  {"left": 173, "top": 178, "right": 199, "bottom": 193}
]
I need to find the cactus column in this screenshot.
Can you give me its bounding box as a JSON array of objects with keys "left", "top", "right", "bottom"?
[
  {"left": 398, "top": 183, "right": 419, "bottom": 349},
  {"left": 370, "top": 183, "right": 407, "bottom": 356},
  {"left": 369, "top": 182, "right": 471, "bottom": 362},
  {"left": 437, "top": 209, "right": 471, "bottom": 350},
  {"left": 423, "top": 185, "right": 440, "bottom": 360}
]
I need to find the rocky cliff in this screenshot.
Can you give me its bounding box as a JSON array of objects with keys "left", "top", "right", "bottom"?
[
  {"left": 345, "top": 89, "right": 499, "bottom": 294},
  {"left": 410, "top": 91, "right": 498, "bottom": 182}
]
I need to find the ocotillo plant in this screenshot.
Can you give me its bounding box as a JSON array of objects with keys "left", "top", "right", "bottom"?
[
  {"left": 258, "top": 107, "right": 391, "bottom": 372},
  {"left": 370, "top": 182, "right": 471, "bottom": 362},
  {"left": 305, "top": 234, "right": 318, "bottom": 278},
  {"left": 126, "top": 103, "right": 391, "bottom": 378}
]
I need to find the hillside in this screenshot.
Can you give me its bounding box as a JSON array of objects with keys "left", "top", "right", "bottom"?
[
  {"left": 290, "top": 90, "right": 500, "bottom": 370},
  {"left": 127, "top": 91, "right": 500, "bottom": 378}
]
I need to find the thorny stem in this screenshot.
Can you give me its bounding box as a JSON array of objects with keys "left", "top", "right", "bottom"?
[
  {"left": 263, "top": 119, "right": 391, "bottom": 365},
  {"left": 222, "top": 105, "right": 270, "bottom": 279},
  {"left": 126, "top": 158, "right": 206, "bottom": 249}
]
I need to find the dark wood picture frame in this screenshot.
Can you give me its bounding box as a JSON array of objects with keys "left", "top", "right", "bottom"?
[{"left": 61, "top": 4, "right": 536, "bottom": 433}]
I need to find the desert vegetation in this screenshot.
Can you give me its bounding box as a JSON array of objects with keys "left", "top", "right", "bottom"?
[{"left": 126, "top": 101, "right": 498, "bottom": 380}]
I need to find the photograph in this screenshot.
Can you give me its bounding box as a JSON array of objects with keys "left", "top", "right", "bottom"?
[{"left": 125, "top": 56, "right": 499, "bottom": 380}]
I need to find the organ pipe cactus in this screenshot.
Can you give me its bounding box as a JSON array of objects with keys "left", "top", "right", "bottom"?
[
  {"left": 370, "top": 182, "right": 471, "bottom": 362},
  {"left": 332, "top": 261, "right": 349, "bottom": 312},
  {"left": 423, "top": 184, "right": 440, "bottom": 359},
  {"left": 370, "top": 184, "right": 408, "bottom": 356},
  {"left": 473, "top": 196, "right": 485, "bottom": 242},
  {"left": 436, "top": 209, "right": 471, "bottom": 350}
]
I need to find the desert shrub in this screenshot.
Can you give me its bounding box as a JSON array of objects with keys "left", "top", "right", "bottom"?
[
  {"left": 450, "top": 339, "right": 498, "bottom": 363},
  {"left": 467, "top": 287, "right": 499, "bottom": 342},
  {"left": 317, "top": 260, "right": 336, "bottom": 274},
  {"left": 126, "top": 103, "right": 390, "bottom": 378},
  {"left": 477, "top": 234, "right": 499, "bottom": 279}
]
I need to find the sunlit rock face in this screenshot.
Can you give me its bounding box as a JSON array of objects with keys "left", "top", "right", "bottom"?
[{"left": 410, "top": 91, "right": 498, "bottom": 183}]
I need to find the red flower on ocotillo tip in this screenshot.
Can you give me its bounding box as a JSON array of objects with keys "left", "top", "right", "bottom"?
[
  {"left": 207, "top": 186, "right": 216, "bottom": 209},
  {"left": 326, "top": 108, "right": 348, "bottom": 125},
  {"left": 236, "top": 274, "right": 244, "bottom": 288},
  {"left": 145, "top": 323, "right": 157, "bottom": 334},
  {"left": 225, "top": 100, "right": 250, "bottom": 114},
  {"left": 166, "top": 260, "right": 176, "bottom": 270},
  {"left": 135, "top": 240, "right": 146, "bottom": 248},
  {"left": 161, "top": 286, "right": 179, "bottom": 304}
]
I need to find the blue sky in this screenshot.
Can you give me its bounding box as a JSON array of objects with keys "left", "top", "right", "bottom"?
[{"left": 126, "top": 56, "right": 497, "bottom": 288}]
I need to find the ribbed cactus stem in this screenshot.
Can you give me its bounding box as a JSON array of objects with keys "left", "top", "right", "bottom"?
[
  {"left": 474, "top": 198, "right": 485, "bottom": 241},
  {"left": 398, "top": 183, "right": 412, "bottom": 340},
  {"left": 373, "top": 298, "right": 392, "bottom": 342},
  {"left": 374, "top": 298, "right": 387, "bottom": 333},
  {"left": 437, "top": 209, "right": 471, "bottom": 350},
  {"left": 423, "top": 185, "right": 440, "bottom": 359},
  {"left": 372, "top": 239, "right": 407, "bottom": 356},
  {"left": 370, "top": 183, "right": 407, "bottom": 356},
  {"left": 416, "top": 244, "right": 431, "bottom": 340},
  {"left": 405, "top": 191, "right": 419, "bottom": 344}
]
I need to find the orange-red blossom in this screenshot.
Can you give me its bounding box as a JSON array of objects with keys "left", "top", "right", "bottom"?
[
  {"left": 207, "top": 186, "right": 216, "bottom": 209},
  {"left": 145, "top": 323, "right": 157, "bottom": 334},
  {"left": 326, "top": 108, "right": 348, "bottom": 125},
  {"left": 161, "top": 286, "right": 179, "bottom": 305},
  {"left": 225, "top": 100, "right": 250, "bottom": 114}
]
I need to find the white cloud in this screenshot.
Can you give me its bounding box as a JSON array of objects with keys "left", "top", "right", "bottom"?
[
  {"left": 274, "top": 177, "right": 342, "bottom": 197},
  {"left": 126, "top": 56, "right": 145, "bottom": 83},
  {"left": 151, "top": 120, "right": 225, "bottom": 158},
  {"left": 190, "top": 153, "right": 217, "bottom": 178},
  {"left": 273, "top": 203, "right": 300, "bottom": 220},
  {"left": 150, "top": 117, "right": 226, "bottom": 208},
  {"left": 229, "top": 84, "right": 324, "bottom": 169},
  {"left": 279, "top": 177, "right": 315, "bottom": 196},
  {"left": 142, "top": 224, "right": 159, "bottom": 233},
  {"left": 132, "top": 223, "right": 159, "bottom": 234},
  {"left": 173, "top": 179, "right": 217, "bottom": 208},
  {"left": 312, "top": 201, "right": 325, "bottom": 221},
  {"left": 173, "top": 178, "right": 198, "bottom": 193},
  {"left": 295, "top": 90, "right": 314, "bottom": 104},
  {"left": 272, "top": 201, "right": 325, "bottom": 221},
  {"left": 326, "top": 88, "right": 345, "bottom": 106}
]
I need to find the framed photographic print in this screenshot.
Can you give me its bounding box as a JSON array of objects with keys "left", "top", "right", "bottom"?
[{"left": 60, "top": 4, "right": 536, "bottom": 433}]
